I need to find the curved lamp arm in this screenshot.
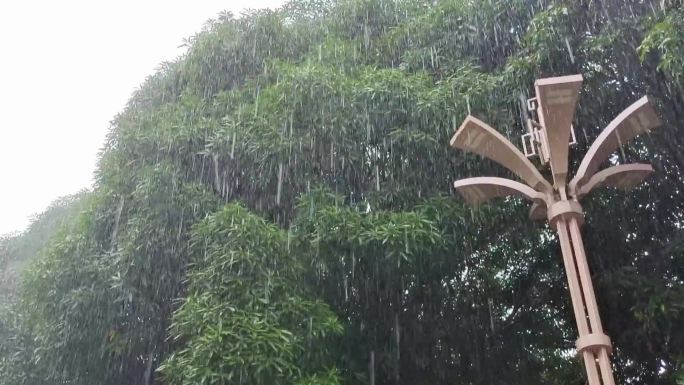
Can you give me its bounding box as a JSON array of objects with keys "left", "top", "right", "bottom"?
[
  {"left": 453, "top": 177, "right": 548, "bottom": 206},
  {"left": 569, "top": 96, "right": 661, "bottom": 192},
  {"left": 575, "top": 163, "right": 654, "bottom": 199},
  {"left": 451, "top": 116, "right": 553, "bottom": 193}
]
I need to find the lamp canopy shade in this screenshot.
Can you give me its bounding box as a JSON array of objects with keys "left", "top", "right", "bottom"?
[
  {"left": 534, "top": 74, "right": 584, "bottom": 188},
  {"left": 453, "top": 177, "right": 547, "bottom": 206},
  {"left": 569, "top": 96, "right": 661, "bottom": 192},
  {"left": 575, "top": 163, "right": 654, "bottom": 198},
  {"left": 451, "top": 116, "right": 552, "bottom": 193}
]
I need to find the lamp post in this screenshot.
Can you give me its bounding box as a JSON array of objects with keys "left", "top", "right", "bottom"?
[{"left": 450, "top": 74, "right": 661, "bottom": 385}]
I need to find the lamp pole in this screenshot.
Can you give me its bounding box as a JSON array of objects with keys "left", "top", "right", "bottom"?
[{"left": 450, "top": 74, "right": 661, "bottom": 385}]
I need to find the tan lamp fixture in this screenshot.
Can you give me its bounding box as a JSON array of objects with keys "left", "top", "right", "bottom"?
[{"left": 450, "top": 74, "right": 661, "bottom": 385}]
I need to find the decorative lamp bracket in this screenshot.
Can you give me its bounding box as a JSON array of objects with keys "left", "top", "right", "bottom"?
[
  {"left": 521, "top": 96, "right": 577, "bottom": 165},
  {"left": 451, "top": 74, "right": 662, "bottom": 385}
]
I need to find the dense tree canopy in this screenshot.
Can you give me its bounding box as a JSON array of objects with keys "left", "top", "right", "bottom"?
[{"left": 1, "top": 0, "right": 683, "bottom": 384}]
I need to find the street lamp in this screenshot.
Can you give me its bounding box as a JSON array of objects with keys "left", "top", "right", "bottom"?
[{"left": 450, "top": 74, "right": 661, "bottom": 385}]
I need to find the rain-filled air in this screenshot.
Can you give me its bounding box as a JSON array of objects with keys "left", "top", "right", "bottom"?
[{"left": 1, "top": 1, "right": 683, "bottom": 384}]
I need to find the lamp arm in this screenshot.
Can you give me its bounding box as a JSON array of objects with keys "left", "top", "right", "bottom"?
[
  {"left": 573, "top": 163, "right": 654, "bottom": 199},
  {"left": 451, "top": 116, "right": 553, "bottom": 193},
  {"left": 569, "top": 96, "right": 661, "bottom": 192},
  {"left": 453, "top": 177, "right": 548, "bottom": 206}
]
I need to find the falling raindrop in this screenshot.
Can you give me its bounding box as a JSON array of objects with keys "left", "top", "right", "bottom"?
[
  {"left": 375, "top": 164, "right": 380, "bottom": 191},
  {"left": 564, "top": 37, "right": 575, "bottom": 64},
  {"left": 276, "top": 162, "right": 284, "bottom": 206},
  {"left": 230, "top": 131, "right": 236, "bottom": 159}
]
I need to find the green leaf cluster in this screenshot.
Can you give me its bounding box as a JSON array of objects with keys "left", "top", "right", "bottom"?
[{"left": 159, "top": 204, "right": 342, "bottom": 385}]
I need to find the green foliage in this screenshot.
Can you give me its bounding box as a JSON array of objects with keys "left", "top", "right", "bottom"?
[
  {"left": 4, "top": 167, "right": 220, "bottom": 385},
  {"left": 638, "top": 6, "right": 684, "bottom": 82},
  {"left": 21, "top": 214, "right": 117, "bottom": 384},
  {"left": 2, "top": 1, "right": 684, "bottom": 385},
  {"left": 159, "top": 204, "right": 342, "bottom": 385},
  {"left": 294, "top": 191, "right": 576, "bottom": 384},
  {"left": 0, "top": 192, "right": 90, "bottom": 385},
  {"left": 0, "top": 192, "right": 87, "bottom": 307}
]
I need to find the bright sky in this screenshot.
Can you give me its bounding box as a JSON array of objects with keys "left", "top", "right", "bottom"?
[{"left": 0, "top": 0, "right": 286, "bottom": 235}]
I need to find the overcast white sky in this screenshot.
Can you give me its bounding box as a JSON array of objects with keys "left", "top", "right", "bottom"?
[{"left": 0, "top": 0, "right": 286, "bottom": 235}]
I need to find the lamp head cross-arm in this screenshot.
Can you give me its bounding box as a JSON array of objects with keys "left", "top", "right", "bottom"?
[
  {"left": 451, "top": 115, "right": 553, "bottom": 194},
  {"left": 575, "top": 163, "right": 654, "bottom": 199},
  {"left": 569, "top": 96, "right": 661, "bottom": 195},
  {"left": 453, "top": 177, "right": 549, "bottom": 207}
]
